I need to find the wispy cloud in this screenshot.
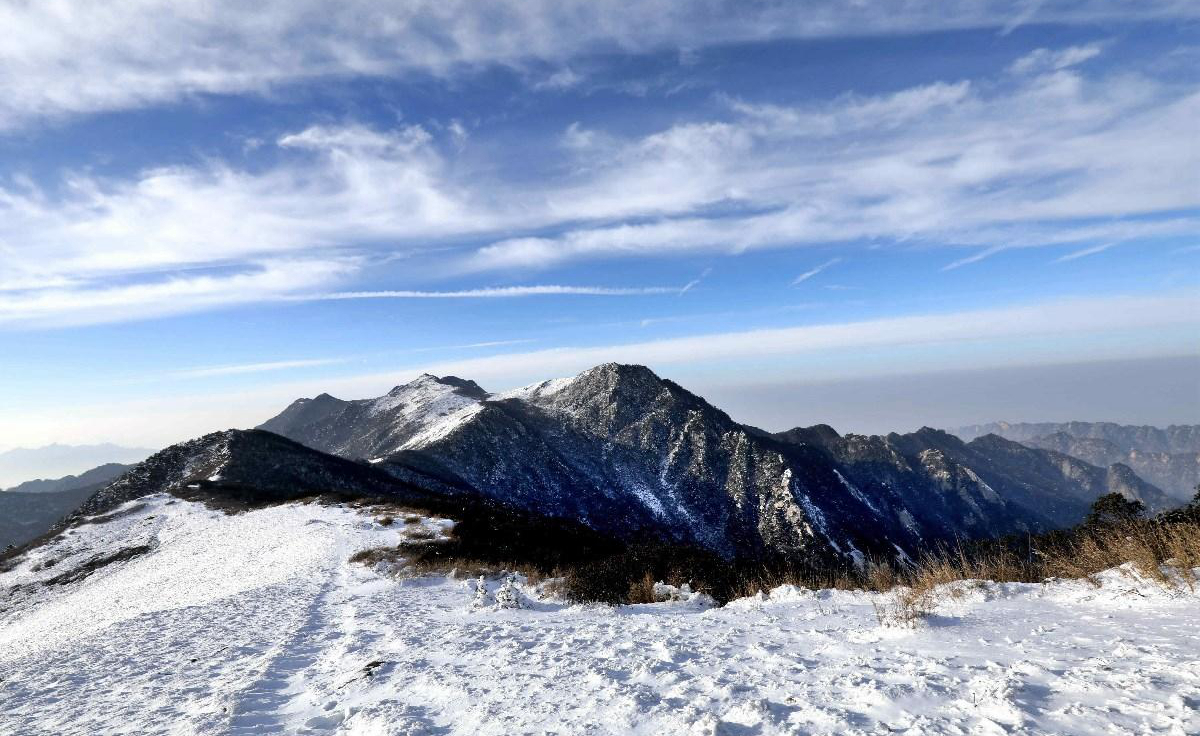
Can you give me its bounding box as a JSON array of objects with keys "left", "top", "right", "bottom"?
[
  {"left": 792, "top": 258, "right": 841, "bottom": 285},
  {"left": 411, "top": 339, "right": 538, "bottom": 352},
  {"left": 678, "top": 267, "right": 712, "bottom": 295},
  {"left": 313, "top": 285, "right": 679, "bottom": 299},
  {"left": 171, "top": 358, "right": 348, "bottom": 379},
  {"left": 1, "top": 2, "right": 1189, "bottom": 129},
  {"left": 1055, "top": 242, "right": 1118, "bottom": 262},
  {"left": 1009, "top": 43, "right": 1104, "bottom": 74}
]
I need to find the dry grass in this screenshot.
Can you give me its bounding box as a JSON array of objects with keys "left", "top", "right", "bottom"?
[
  {"left": 727, "top": 517, "right": 1200, "bottom": 623},
  {"left": 349, "top": 542, "right": 554, "bottom": 584},
  {"left": 376, "top": 516, "right": 395, "bottom": 526},
  {"left": 871, "top": 586, "right": 936, "bottom": 628},
  {"left": 345, "top": 499, "right": 1199, "bottom": 610},
  {"left": 1039, "top": 520, "right": 1200, "bottom": 589},
  {"left": 625, "top": 572, "right": 658, "bottom": 604}
]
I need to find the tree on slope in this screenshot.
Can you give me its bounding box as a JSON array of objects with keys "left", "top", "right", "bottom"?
[{"left": 1086, "top": 492, "right": 1145, "bottom": 527}]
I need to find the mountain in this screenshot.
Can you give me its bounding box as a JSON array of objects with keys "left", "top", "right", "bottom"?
[
  {"left": 75, "top": 429, "right": 434, "bottom": 518},
  {"left": 0, "top": 464, "right": 131, "bottom": 549},
  {"left": 953, "top": 422, "right": 1200, "bottom": 501},
  {"left": 0, "top": 444, "right": 152, "bottom": 490},
  {"left": 259, "top": 363, "right": 1170, "bottom": 564}
]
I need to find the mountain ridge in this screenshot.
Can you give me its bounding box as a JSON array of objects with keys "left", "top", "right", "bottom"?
[{"left": 252, "top": 363, "right": 1175, "bottom": 563}]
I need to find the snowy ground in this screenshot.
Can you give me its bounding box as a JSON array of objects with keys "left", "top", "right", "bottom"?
[{"left": 1, "top": 497, "right": 1197, "bottom": 735}]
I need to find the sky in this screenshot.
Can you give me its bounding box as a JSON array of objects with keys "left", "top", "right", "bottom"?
[{"left": 0, "top": 1, "right": 1198, "bottom": 451}]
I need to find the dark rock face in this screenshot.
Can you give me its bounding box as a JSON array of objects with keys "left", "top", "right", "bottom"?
[
  {"left": 76, "top": 429, "right": 432, "bottom": 517},
  {"left": 953, "top": 422, "right": 1200, "bottom": 501}
]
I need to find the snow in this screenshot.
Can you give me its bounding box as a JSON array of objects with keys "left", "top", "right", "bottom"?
[
  {"left": 3, "top": 498, "right": 1199, "bottom": 735},
  {"left": 399, "top": 402, "right": 485, "bottom": 450},
  {"left": 834, "top": 469, "right": 880, "bottom": 514},
  {"left": 369, "top": 375, "right": 474, "bottom": 418}
]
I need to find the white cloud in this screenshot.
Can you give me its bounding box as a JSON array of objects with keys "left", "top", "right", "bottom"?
[
  {"left": 1009, "top": 43, "right": 1105, "bottom": 75},
  {"left": 1, "top": 2, "right": 1191, "bottom": 129},
  {"left": 393, "top": 292, "right": 1199, "bottom": 389},
  {"left": 2, "top": 45, "right": 1197, "bottom": 325},
  {"left": 0, "top": 259, "right": 357, "bottom": 328}
]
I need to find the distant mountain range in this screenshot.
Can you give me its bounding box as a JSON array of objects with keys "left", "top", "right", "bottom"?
[
  {"left": 0, "top": 444, "right": 151, "bottom": 491},
  {"left": 0, "top": 463, "right": 132, "bottom": 548},
  {"left": 952, "top": 422, "right": 1199, "bottom": 501},
  {"left": 20, "top": 365, "right": 1183, "bottom": 566}
]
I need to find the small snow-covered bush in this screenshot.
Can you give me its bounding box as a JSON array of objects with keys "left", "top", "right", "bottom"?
[
  {"left": 494, "top": 575, "right": 524, "bottom": 609},
  {"left": 471, "top": 575, "right": 492, "bottom": 609}
]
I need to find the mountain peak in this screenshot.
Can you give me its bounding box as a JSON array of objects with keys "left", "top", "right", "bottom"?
[{"left": 386, "top": 374, "right": 488, "bottom": 399}]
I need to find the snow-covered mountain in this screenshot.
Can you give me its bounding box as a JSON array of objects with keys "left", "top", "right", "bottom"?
[{"left": 255, "top": 363, "right": 1174, "bottom": 563}]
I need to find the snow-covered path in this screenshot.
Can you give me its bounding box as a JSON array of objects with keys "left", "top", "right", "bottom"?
[{"left": 1, "top": 497, "right": 1197, "bottom": 735}]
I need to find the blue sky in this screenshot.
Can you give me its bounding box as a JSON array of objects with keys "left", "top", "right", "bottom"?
[{"left": 0, "top": 1, "right": 1197, "bottom": 449}]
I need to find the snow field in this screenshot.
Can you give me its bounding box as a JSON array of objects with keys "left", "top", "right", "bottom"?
[{"left": 1, "top": 496, "right": 1197, "bottom": 735}]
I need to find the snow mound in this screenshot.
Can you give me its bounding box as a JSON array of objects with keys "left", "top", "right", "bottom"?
[{"left": 2, "top": 500, "right": 1198, "bottom": 735}]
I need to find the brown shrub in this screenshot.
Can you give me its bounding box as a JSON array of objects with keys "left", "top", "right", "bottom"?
[{"left": 626, "top": 572, "right": 658, "bottom": 604}]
